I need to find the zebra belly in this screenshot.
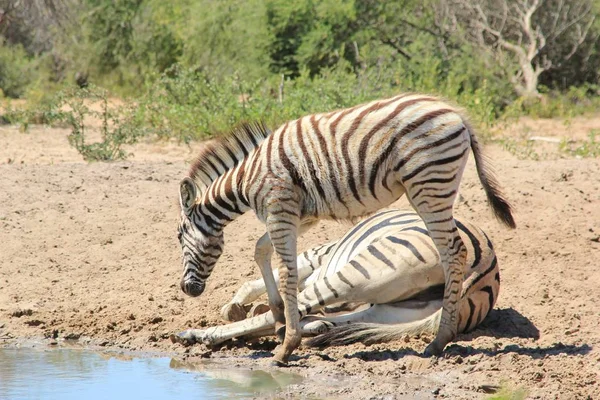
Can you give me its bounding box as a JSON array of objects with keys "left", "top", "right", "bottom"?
[
  {"left": 305, "top": 178, "right": 406, "bottom": 220},
  {"left": 350, "top": 264, "right": 445, "bottom": 305}
]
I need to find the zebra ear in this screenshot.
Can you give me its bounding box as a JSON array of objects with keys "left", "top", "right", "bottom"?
[{"left": 179, "top": 177, "right": 197, "bottom": 213}]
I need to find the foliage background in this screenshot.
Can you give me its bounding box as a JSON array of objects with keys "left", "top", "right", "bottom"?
[{"left": 0, "top": 0, "right": 599, "bottom": 154}]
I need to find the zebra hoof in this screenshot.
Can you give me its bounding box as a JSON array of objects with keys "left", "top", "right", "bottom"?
[
  {"left": 423, "top": 340, "right": 444, "bottom": 357},
  {"left": 220, "top": 303, "right": 247, "bottom": 322},
  {"left": 249, "top": 303, "right": 270, "bottom": 317},
  {"left": 303, "top": 320, "right": 333, "bottom": 335},
  {"left": 270, "top": 359, "right": 289, "bottom": 368},
  {"left": 170, "top": 330, "right": 198, "bottom": 347}
]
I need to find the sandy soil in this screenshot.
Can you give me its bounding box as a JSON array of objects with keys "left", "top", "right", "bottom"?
[{"left": 1, "top": 119, "right": 599, "bottom": 400}]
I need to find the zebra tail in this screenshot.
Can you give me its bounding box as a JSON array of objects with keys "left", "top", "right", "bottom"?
[
  {"left": 467, "top": 123, "right": 516, "bottom": 229},
  {"left": 306, "top": 309, "right": 442, "bottom": 348}
]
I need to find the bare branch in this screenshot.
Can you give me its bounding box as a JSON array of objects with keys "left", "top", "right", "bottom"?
[{"left": 439, "top": 0, "right": 597, "bottom": 97}]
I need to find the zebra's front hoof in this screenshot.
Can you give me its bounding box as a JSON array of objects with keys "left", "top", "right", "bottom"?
[
  {"left": 220, "top": 303, "right": 247, "bottom": 322},
  {"left": 423, "top": 340, "right": 445, "bottom": 357},
  {"left": 302, "top": 320, "right": 333, "bottom": 335},
  {"left": 170, "top": 330, "right": 198, "bottom": 347}
]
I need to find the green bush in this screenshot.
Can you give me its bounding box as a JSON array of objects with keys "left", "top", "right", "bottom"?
[
  {"left": 131, "top": 55, "right": 512, "bottom": 143},
  {"left": 135, "top": 61, "right": 397, "bottom": 142},
  {"left": 2, "top": 0, "right": 599, "bottom": 152},
  {"left": 0, "top": 40, "right": 37, "bottom": 98},
  {"left": 58, "top": 85, "right": 146, "bottom": 161},
  {"left": 504, "top": 84, "right": 600, "bottom": 120}
]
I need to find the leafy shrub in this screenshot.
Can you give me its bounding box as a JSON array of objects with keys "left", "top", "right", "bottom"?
[
  {"left": 134, "top": 54, "right": 513, "bottom": 143},
  {"left": 0, "top": 40, "right": 37, "bottom": 98},
  {"left": 58, "top": 86, "right": 146, "bottom": 161},
  {"left": 503, "top": 84, "right": 600, "bottom": 120}
]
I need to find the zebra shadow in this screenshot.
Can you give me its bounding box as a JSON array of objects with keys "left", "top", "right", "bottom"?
[
  {"left": 342, "top": 307, "right": 592, "bottom": 362},
  {"left": 460, "top": 307, "right": 541, "bottom": 341}
]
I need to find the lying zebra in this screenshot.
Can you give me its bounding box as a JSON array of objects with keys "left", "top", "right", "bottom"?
[{"left": 172, "top": 210, "right": 499, "bottom": 348}]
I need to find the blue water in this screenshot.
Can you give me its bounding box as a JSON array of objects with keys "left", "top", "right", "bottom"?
[{"left": 0, "top": 347, "right": 302, "bottom": 400}]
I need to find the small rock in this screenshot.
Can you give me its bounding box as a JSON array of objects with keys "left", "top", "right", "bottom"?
[
  {"left": 478, "top": 385, "right": 500, "bottom": 394},
  {"left": 315, "top": 353, "right": 335, "bottom": 362},
  {"left": 24, "top": 319, "right": 44, "bottom": 327},
  {"left": 149, "top": 316, "right": 163, "bottom": 324},
  {"left": 11, "top": 309, "right": 33, "bottom": 318},
  {"left": 64, "top": 333, "right": 81, "bottom": 340},
  {"left": 148, "top": 334, "right": 158, "bottom": 343},
  {"left": 432, "top": 388, "right": 441, "bottom": 395},
  {"left": 48, "top": 340, "right": 58, "bottom": 346},
  {"left": 44, "top": 329, "right": 59, "bottom": 339},
  {"left": 532, "top": 372, "right": 544, "bottom": 382}
]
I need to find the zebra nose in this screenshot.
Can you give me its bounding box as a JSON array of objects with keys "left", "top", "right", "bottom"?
[{"left": 181, "top": 278, "right": 205, "bottom": 297}]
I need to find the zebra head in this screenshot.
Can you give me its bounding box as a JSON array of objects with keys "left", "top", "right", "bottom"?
[{"left": 177, "top": 177, "right": 224, "bottom": 297}]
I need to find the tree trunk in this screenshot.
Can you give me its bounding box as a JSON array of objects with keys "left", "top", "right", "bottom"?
[{"left": 516, "top": 60, "right": 542, "bottom": 99}]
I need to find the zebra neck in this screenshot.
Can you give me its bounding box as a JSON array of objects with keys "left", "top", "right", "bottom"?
[{"left": 198, "top": 162, "right": 252, "bottom": 228}]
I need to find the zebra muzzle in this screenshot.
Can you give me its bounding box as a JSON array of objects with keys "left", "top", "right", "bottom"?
[{"left": 181, "top": 278, "right": 205, "bottom": 297}]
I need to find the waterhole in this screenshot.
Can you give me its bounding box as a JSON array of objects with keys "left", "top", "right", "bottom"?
[{"left": 0, "top": 347, "right": 303, "bottom": 400}]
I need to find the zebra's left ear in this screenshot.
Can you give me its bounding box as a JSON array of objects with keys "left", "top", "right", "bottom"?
[{"left": 179, "top": 177, "right": 197, "bottom": 213}]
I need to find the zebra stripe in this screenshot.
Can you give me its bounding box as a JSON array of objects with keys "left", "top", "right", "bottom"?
[{"left": 177, "top": 93, "right": 515, "bottom": 363}]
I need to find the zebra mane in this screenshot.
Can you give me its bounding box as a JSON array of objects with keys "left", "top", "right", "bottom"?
[{"left": 188, "top": 121, "right": 271, "bottom": 192}]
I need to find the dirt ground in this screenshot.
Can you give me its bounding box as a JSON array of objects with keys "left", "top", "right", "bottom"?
[{"left": 1, "top": 117, "right": 599, "bottom": 400}]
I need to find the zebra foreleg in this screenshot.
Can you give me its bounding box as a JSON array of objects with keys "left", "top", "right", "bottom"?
[
  {"left": 220, "top": 260, "right": 319, "bottom": 322},
  {"left": 172, "top": 312, "right": 276, "bottom": 347}
]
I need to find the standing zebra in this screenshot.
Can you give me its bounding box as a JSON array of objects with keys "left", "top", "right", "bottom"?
[
  {"left": 177, "top": 93, "right": 515, "bottom": 365},
  {"left": 172, "top": 210, "right": 500, "bottom": 348}
]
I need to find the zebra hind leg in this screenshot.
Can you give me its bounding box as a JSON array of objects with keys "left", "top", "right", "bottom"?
[{"left": 404, "top": 172, "right": 467, "bottom": 356}]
